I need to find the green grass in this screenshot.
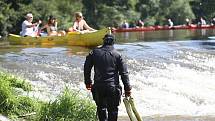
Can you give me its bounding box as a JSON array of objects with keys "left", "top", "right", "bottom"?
[
  {"left": 0, "top": 71, "right": 97, "bottom": 121},
  {"left": 0, "top": 72, "right": 32, "bottom": 91},
  {"left": 36, "top": 88, "right": 97, "bottom": 121},
  {"left": 0, "top": 71, "right": 40, "bottom": 119}
]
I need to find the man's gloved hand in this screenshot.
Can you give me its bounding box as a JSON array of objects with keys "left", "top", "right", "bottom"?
[
  {"left": 125, "top": 90, "right": 131, "bottom": 97},
  {"left": 86, "top": 84, "right": 92, "bottom": 90}
]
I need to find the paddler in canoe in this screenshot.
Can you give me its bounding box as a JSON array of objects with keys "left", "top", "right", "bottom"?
[
  {"left": 20, "top": 13, "right": 42, "bottom": 37},
  {"left": 40, "top": 15, "right": 66, "bottom": 36},
  {"left": 8, "top": 12, "right": 109, "bottom": 47},
  {"left": 68, "top": 12, "right": 97, "bottom": 34}
]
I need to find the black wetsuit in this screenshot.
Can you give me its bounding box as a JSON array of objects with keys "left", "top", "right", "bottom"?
[{"left": 84, "top": 45, "right": 131, "bottom": 121}]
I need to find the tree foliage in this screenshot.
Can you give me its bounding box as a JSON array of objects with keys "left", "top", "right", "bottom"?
[
  {"left": 190, "top": 0, "right": 215, "bottom": 22},
  {"left": 136, "top": 0, "right": 195, "bottom": 25},
  {"left": 82, "top": 0, "right": 140, "bottom": 28}
]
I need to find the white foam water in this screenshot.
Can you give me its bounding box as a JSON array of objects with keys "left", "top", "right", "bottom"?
[{"left": 116, "top": 41, "right": 215, "bottom": 117}]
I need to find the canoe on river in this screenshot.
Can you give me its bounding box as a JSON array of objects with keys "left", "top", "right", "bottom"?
[
  {"left": 8, "top": 28, "right": 109, "bottom": 47},
  {"left": 113, "top": 25, "right": 215, "bottom": 32}
]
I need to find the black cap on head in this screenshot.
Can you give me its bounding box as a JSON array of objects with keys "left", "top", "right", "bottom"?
[{"left": 103, "top": 34, "right": 115, "bottom": 45}]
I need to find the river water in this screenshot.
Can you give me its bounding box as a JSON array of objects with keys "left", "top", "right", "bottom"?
[{"left": 1, "top": 29, "right": 215, "bottom": 120}]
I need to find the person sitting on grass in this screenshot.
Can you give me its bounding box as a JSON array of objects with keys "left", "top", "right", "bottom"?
[{"left": 68, "top": 12, "right": 96, "bottom": 34}]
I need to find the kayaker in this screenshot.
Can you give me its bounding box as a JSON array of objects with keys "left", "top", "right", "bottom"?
[
  {"left": 40, "top": 15, "right": 66, "bottom": 36},
  {"left": 136, "top": 20, "right": 144, "bottom": 28},
  {"left": 199, "top": 17, "right": 207, "bottom": 26},
  {"left": 84, "top": 34, "right": 132, "bottom": 121},
  {"left": 185, "top": 18, "right": 191, "bottom": 26},
  {"left": 68, "top": 12, "right": 96, "bottom": 33},
  {"left": 211, "top": 17, "right": 215, "bottom": 26},
  {"left": 167, "top": 18, "right": 174, "bottom": 28},
  {"left": 20, "top": 13, "right": 41, "bottom": 37},
  {"left": 121, "top": 20, "right": 129, "bottom": 28}
]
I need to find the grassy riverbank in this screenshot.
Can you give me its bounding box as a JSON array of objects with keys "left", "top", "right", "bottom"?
[
  {"left": 0, "top": 71, "right": 37, "bottom": 120},
  {"left": 0, "top": 71, "right": 97, "bottom": 121}
]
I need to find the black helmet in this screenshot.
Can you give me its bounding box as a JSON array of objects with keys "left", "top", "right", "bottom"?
[{"left": 103, "top": 34, "right": 115, "bottom": 45}]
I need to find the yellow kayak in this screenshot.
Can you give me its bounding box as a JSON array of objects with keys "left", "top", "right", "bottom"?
[{"left": 8, "top": 28, "right": 110, "bottom": 47}]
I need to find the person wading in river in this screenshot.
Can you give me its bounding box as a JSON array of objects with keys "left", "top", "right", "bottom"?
[{"left": 84, "top": 34, "right": 132, "bottom": 121}]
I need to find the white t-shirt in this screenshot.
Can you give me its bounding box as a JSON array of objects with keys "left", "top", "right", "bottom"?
[
  {"left": 201, "top": 19, "right": 206, "bottom": 25},
  {"left": 20, "top": 20, "right": 35, "bottom": 37}
]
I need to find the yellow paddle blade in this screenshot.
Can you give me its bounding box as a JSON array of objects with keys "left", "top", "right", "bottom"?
[
  {"left": 123, "top": 97, "right": 136, "bottom": 121},
  {"left": 129, "top": 97, "right": 142, "bottom": 121},
  {"left": 9, "top": 34, "right": 21, "bottom": 37}
]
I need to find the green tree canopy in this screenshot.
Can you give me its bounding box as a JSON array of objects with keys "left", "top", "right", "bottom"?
[
  {"left": 136, "top": 0, "right": 194, "bottom": 25},
  {"left": 190, "top": 0, "right": 215, "bottom": 22},
  {"left": 82, "top": 0, "right": 140, "bottom": 28}
]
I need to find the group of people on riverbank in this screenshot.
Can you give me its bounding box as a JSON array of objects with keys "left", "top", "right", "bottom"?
[
  {"left": 20, "top": 12, "right": 96, "bottom": 37},
  {"left": 120, "top": 17, "right": 215, "bottom": 29}
]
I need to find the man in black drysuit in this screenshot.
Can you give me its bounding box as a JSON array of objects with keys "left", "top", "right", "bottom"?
[{"left": 84, "top": 34, "right": 132, "bottom": 121}]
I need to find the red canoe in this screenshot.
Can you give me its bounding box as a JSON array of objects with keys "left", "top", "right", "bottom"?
[{"left": 113, "top": 25, "right": 215, "bottom": 32}]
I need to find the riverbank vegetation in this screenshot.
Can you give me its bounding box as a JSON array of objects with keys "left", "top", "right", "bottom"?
[
  {"left": 0, "top": 0, "right": 214, "bottom": 36},
  {"left": 37, "top": 88, "right": 96, "bottom": 121},
  {"left": 0, "top": 71, "right": 39, "bottom": 119},
  {"left": 0, "top": 71, "right": 96, "bottom": 121}
]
